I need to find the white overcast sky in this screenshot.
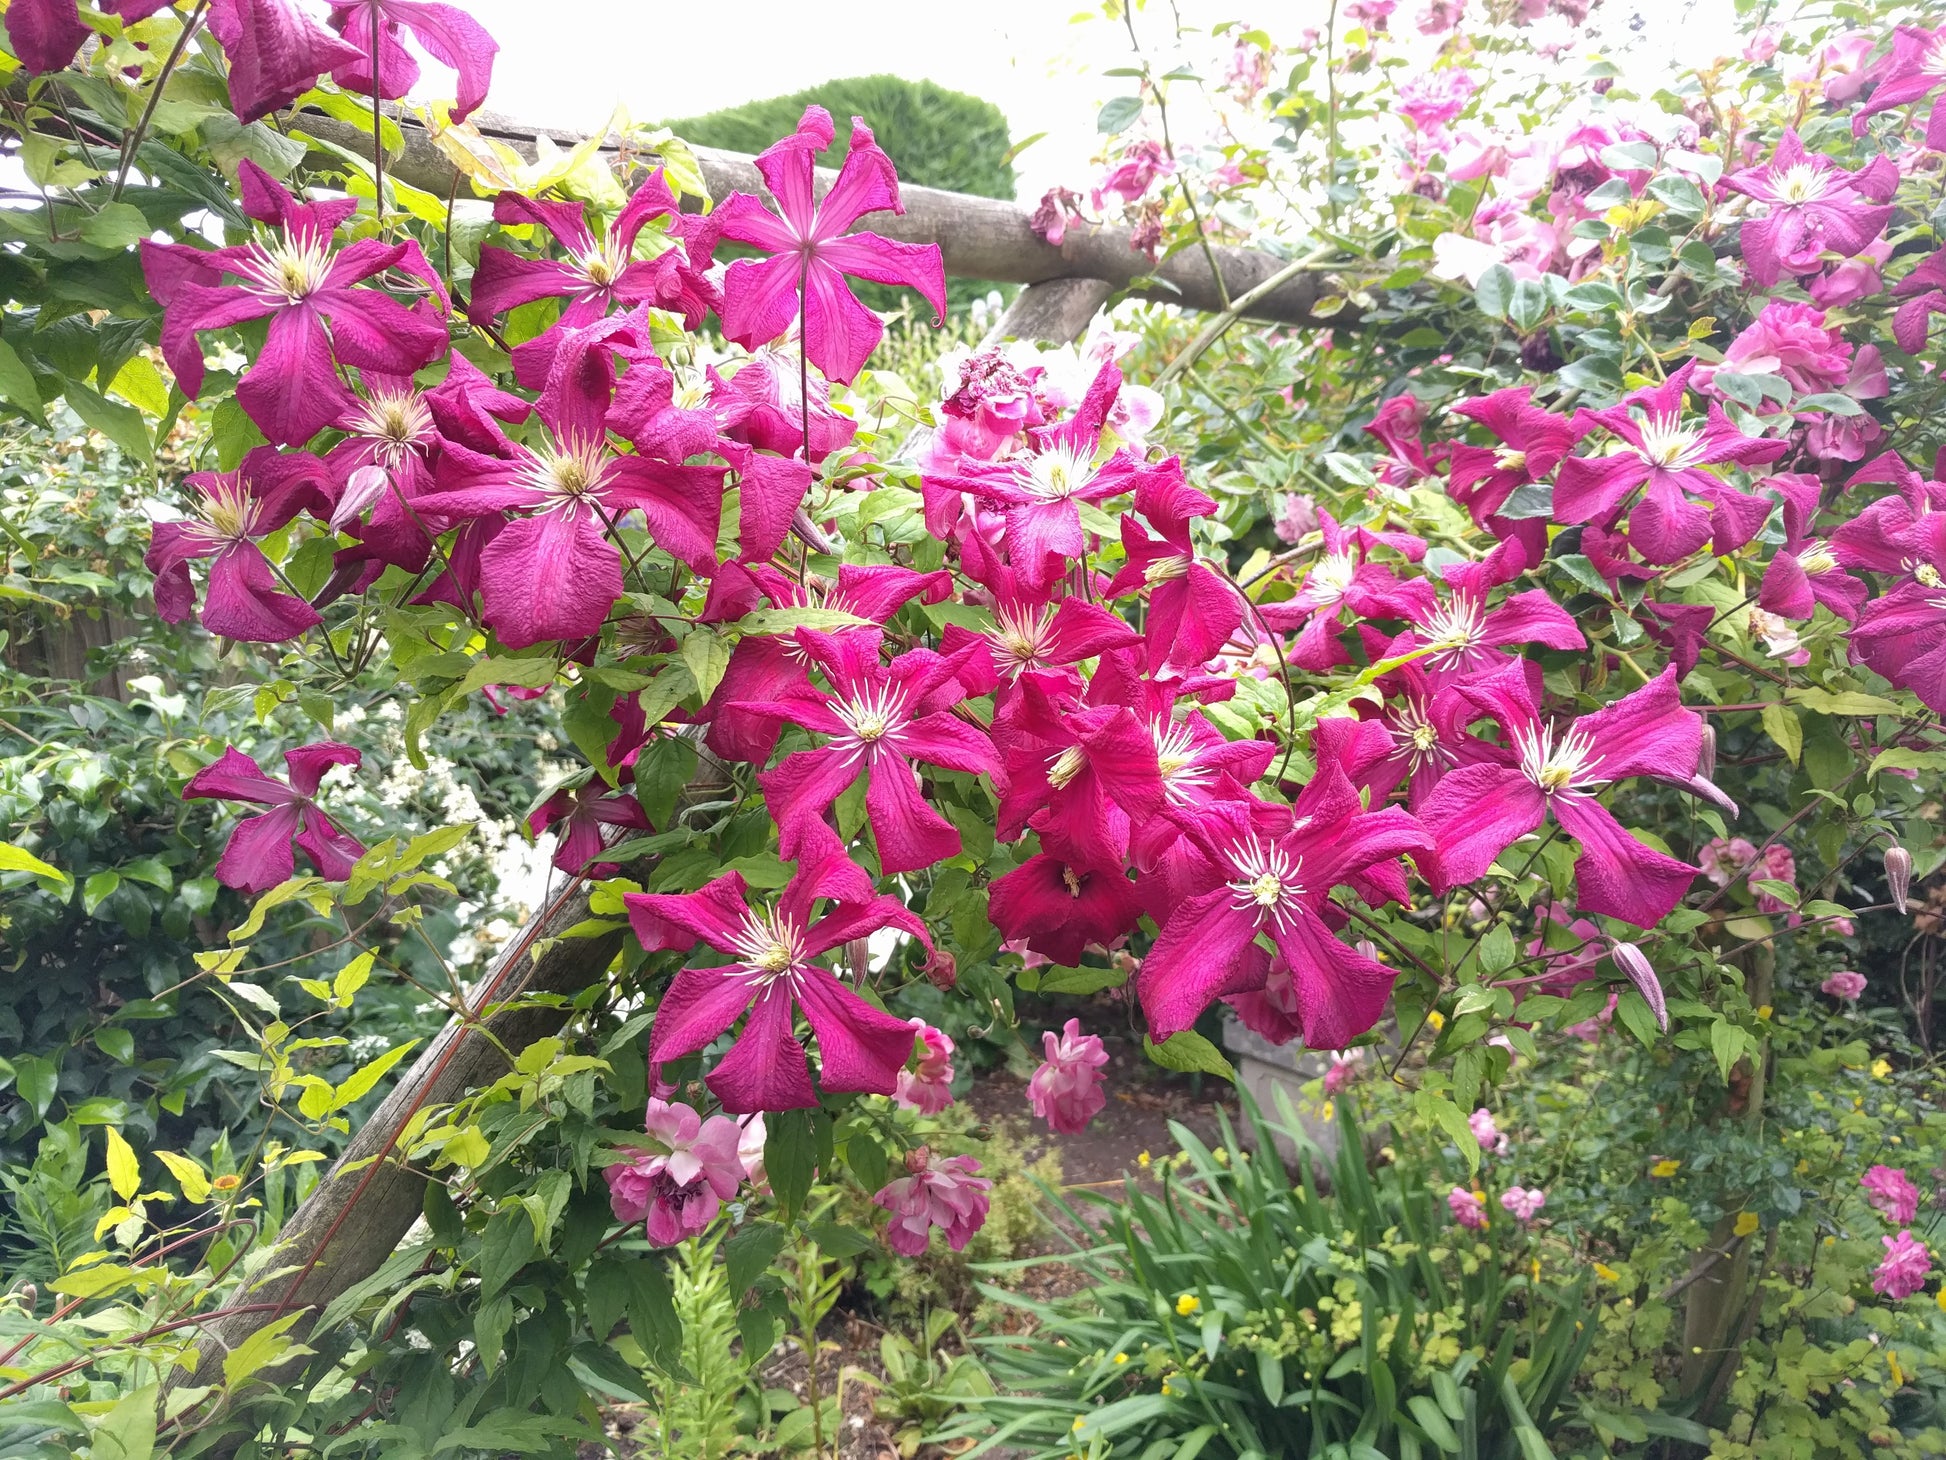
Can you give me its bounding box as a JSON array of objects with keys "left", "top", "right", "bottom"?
[{"left": 451, "top": 0, "right": 1746, "bottom": 201}]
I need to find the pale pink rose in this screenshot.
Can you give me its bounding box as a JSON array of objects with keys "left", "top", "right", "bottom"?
[
  {"left": 1707, "top": 302, "right": 1852, "bottom": 397},
  {"left": 1469, "top": 1108, "right": 1510, "bottom": 1155},
  {"left": 1754, "top": 844, "right": 1798, "bottom": 913},
  {"left": 1699, "top": 837, "right": 1760, "bottom": 887},
  {"left": 1743, "top": 25, "right": 1780, "bottom": 63},
  {"left": 895, "top": 1019, "right": 957, "bottom": 1114},
  {"left": 1821, "top": 970, "right": 1868, "bottom": 1000},
  {"left": 1863, "top": 1165, "right": 1920, "bottom": 1224},
  {"left": 604, "top": 1097, "right": 746, "bottom": 1247},
  {"left": 1449, "top": 1186, "right": 1489, "bottom": 1229},
  {"left": 873, "top": 1148, "right": 992, "bottom": 1256},
  {"left": 1323, "top": 1052, "right": 1363, "bottom": 1095},
  {"left": 1397, "top": 70, "right": 1477, "bottom": 132},
  {"left": 1026, "top": 1018, "right": 1110, "bottom": 1134},
  {"left": 1274, "top": 492, "right": 1320, "bottom": 545},
  {"left": 1873, "top": 1230, "right": 1931, "bottom": 1300},
  {"left": 1500, "top": 1185, "right": 1547, "bottom": 1223}
]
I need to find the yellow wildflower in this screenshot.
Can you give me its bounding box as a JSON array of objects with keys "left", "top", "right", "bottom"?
[
  {"left": 1321, "top": 1101, "right": 1335, "bottom": 1122},
  {"left": 1113, "top": 1353, "right": 1129, "bottom": 1365},
  {"left": 1872, "top": 1058, "right": 1893, "bottom": 1079},
  {"left": 1734, "top": 1212, "right": 1759, "bottom": 1238},
  {"left": 1426, "top": 1010, "right": 1446, "bottom": 1032},
  {"left": 1650, "top": 1159, "right": 1680, "bottom": 1178},
  {"left": 1936, "top": 1289, "right": 1946, "bottom": 1313},
  {"left": 1593, "top": 1262, "right": 1620, "bottom": 1282},
  {"left": 1756, "top": 1005, "right": 1772, "bottom": 1021},
  {"left": 1136, "top": 1151, "right": 1151, "bottom": 1169},
  {"left": 1890, "top": 1351, "right": 1904, "bottom": 1387},
  {"left": 1176, "top": 1293, "right": 1201, "bottom": 1316}
]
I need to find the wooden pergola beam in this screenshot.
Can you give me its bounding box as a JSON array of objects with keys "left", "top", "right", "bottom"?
[{"left": 296, "top": 107, "right": 1346, "bottom": 336}]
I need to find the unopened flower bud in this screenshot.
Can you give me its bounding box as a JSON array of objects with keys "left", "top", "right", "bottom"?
[
  {"left": 1612, "top": 942, "right": 1668, "bottom": 1033},
  {"left": 924, "top": 946, "right": 957, "bottom": 990},
  {"left": 1698, "top": 723, "right": 1717, "bottom": 782},
  {"left": 1886, "top": 845, "right": 1912, "bottom": 914},
  {"left": 1356, "top": 939, "right": 1379, "bottom": 962},
  {"left": 904, "top": 1144, "right": 932, "bottom": 1175}
]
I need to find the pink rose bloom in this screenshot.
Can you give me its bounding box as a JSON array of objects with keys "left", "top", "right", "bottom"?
[
  {"left": 1418, "top": 0, "right": 1465, "bottom": 35},
  {"left": 1501, "top": 1185, "right": 1547, "bottom": 1223},
  {"left": 1754, "top": 843, "right": 1798, "bottom": 913},
  {"left": 1092, "top": 139, "right": 1173, "bottom": 210},
  {"left": 1449, "top": 1186, "right": 1489, "bottom": 1229},
  {"left": 873, "top": 1148, "right": 992, "bottom": 1256},
  {"left": 1809, "top": 241, "right": 1891, "bottom": 308},
  {"left": 1029, "top": 186, "right": 1086, "bottom": 248},
  {"left": 1347, "top": 0, "right": 1397, "bottom": 31},
  {"left": 1027, "top": 1018, "right": 1110, "bottom": 1133},
  {"left": 604, "top": 1097, "right": 746, "bottom": 1246},
  {"left": 895, "top": 1019, "right": 957, "bottom": 1114},
  {"left": 737, "top": 1113, "right": 767, "bottom": 1188},
  {"left": 1699, "top": 836, "right": 1760, "bottom": 887},
  {"left": 1274, "top": 492, "right": 1320, "bottom": 545},
  {"left": 1323, "top": 1051, "right": 1363, "bottom": 1095},
  {"left": 1864, "top": 1165, "right": 1921, "bottom": 1224},
  {"left": 1225, "top": 37, "right": 1272, "bottom": 100},
  {"left": 1432, "top": 202, "right": 1560, "bottom": 285},
  {"left": 1397, "top": 70, "right": 1477, "bottom": 133},
  {"left": 1713, "top": 302, "right": 1853, "bottom": 397},
  {"left": 1469, "top": 1108, "right": 1511, "bottom": 1155},
  {"left": 1822, "top": 970, "right": 1868, "bottom": 1000},
  {"left": 1743, "top": 25, "right": 1780, "bottom": 63},
  {"left": 1787, "top": 31, "right": 1880, "bottom": 105},
  {"left": 1872, "top": 1230, "right": 1932, "bottom": 1300}
]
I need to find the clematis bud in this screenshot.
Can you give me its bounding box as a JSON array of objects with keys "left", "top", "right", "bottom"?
[
  {"left": 1698, "top": 723, "right": 1717, "bottom": 782},
  {"left": 924, "top": 946, "right": 958, "bottom": 990},
  {"left": 1612, "top": 943, "right": 1668, "bottom": 1033},
  {"left": 1886, "top": 845, "right": 1912, "bottom": 914}
]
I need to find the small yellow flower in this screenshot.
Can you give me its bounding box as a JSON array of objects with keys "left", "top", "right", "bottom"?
[
  {"left": 1320, "top": 1101, "right": 1335, "bottom": 1122},
  {"left": 1795, "top": 1160, "right": 1810, "bottom": 1174},
  {"left": 212, "top": 1173, "right": 241, "bottom": 1193},
  {"left": 1426, "top": 1010, "right": 1446, "bottom": 1032},
  {"left": 1176, "top": 1293, "right": 1201, "bottom": 1316},
  {"left": 1113, "top": 1352, "right": 1129, "bottom": 1365},
  {"left": 1889, "top": 1350, "right": 1905, "bottom": 1387},
  {"left": 1162, "top": 1380, "right": 1177, "bottom": 1397},
  {"left": 1936, "top": 1288, "right": 1946, "bottom": 1314},
  {"left": 1593, "top": 1262, "right": 1620, "bottom": 1282},
  {"left": 1650, "top": 1159, "right": 1680, "bottom": 1178},
  {"left": 1531, "top": 1258, "right": 1541, "bottom": 1282},
  {"left": 1872, "top": 1058, "right": 1893, "bottom": 1079},
  {"left": 1136, "top": 1151, "right": 1151, "bottom": 1169},
  {"left": 1756, "top": 1005, "right": 1773, "bottom": 1021},
  {"left": 1824, "top": 1235, "right": 1837, "bottom": 1247},
  {"left": 1072, "top": 1416, "right": 1086, "bottom": 1432},
  {"left": 1734, "top": 1212, "right": 1760, "bottom": 1238}
]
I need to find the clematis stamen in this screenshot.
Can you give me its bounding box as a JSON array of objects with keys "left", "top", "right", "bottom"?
[
  {"left": 1225, "top": 839, "right": 1306, "bottom": 929},
  {"left": 1514, "top": 722, "right": 1608, "bottom": 796},
  {"left": 731, "top": 905, "right": 807, "bottom": 986},
  {"left": 241, "top": 228, "right": 336, "bottom": 305}
]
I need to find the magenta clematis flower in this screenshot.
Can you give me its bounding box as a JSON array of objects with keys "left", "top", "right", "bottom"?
[
  {"left": 1448, "top": 1186, "right": 1488, "bottom": 1230},
  {"left": 1553, "top": 363, "right": 1787, "bottom": 564},
  {"left": 1873, "top": 1231, "right": 1932, "bottom": 1301},
  {"left": 697, "top": 561, "right": 949, "bottom": 766},
  {"left": 1326, "top": 652, "right": 1505, "bottom": 812},
  {"left": 603, "top": 1097, "right": 745, "bottom": 1246},
  {"left": 1891, "top": 250, "right": 1946, "bottom": 354},
  {"left": 1395, "top": 550, "right": 1584, "bottom": 685},
  {"left": 940, "top": 529, "right": 1142, "bottom": 701},
  {"left": 945, "top": 361, "right": 1160, "bottom": 589},
  {"left": 1831, "top": 466, "right": 1946, "bottom": 715},
  {"left": 1720, "top": 130, "right": 1896, "bottom": 287},
  {"left": 146, "top": 447, "right": 334, "bottom": 643},
  {"left": 1822, "top": 970, "right": 1868, "bottom": 1001},
  {"left": 423, "top": 326, "right": 727, "bottom": 648},
  {"left": 1863, "top": 1165, "right": 1921, "bottom": 1224},
  {"left": 183, "top": 742, "right": 365, "bottom": 894},
  {"left": 528, "top": 776, "right": 651, "bottom": 877},
  {"left": 200, "top": 0, "right": 366, "bottom": 124},
  {"left": 7, "top": 0, "right": 177, "bottom": 74},
  {"left": 625, "top": 861, "right": 930, "bottom": 1113},
  {"left": 740, "top": 629, "right": 998, "bottom": 876},
  {"left": 1444, "top": 387, "right": 1580, "bottom": 535},
  {"left": 1500, "top": 1186, "right": 1546, "bottom": 1223},
  {"left": 143, "top": 161, "right": 448, "bottom": 445},
  {"left": 987, "top": 854, "right": 1142, "bottom": 968},
  {"left": 714, "top": 105, "right": 946, "bottom": 385},
  {"left": 1758, "top": 528, "right": 1870, "bottom": 623},
  {"left": 873, "top": 1149, "right": 991, "bottom": 1256},
  {"left": 1138, "top": 764, "right": 1432, "bottom": 1046},
  {"left": 1025, "top": 1019, "right": 1109, "bottom": 1134},
  {"left": 468, "top": 175, "right": 716, "bottom": 385},
  {"left": 894, "top": 1019, "right": 956, "bottom": 1114},
  {"left": 1105, "top": 467, "right": 1244, "bottom": 671},
  {"left": 1418, "top": 664, "right": 1726, "bottom": 927},
  {"left": 1257, "top": 509, "right": 1429, "bottom": 671},
  {"left": 1851, "top": 25, "right": 1946, "bottom": 145},
  {"left": 993, "top": 691, "right": 1156, "bottom": 875},
  {"left": 324, "top": 0, "right": 497, "bottom": 123},
  {"left": 715, "top": 343, "right": 858, "bottom": 463}
]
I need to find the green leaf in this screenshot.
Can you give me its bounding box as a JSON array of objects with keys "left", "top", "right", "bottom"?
[
  {"left": 680, "top": 630, "right": 732, "bottom": 702},
  {"left": 622, "top": 1256, "right": 683, "bottom": 1373},
  {"left": 83, "top": 869, "right": 123, "bottom": 915},
  {"left": 1870, "top": 747, "right": 1946, "bottom": 777},
  {"left": 106, "top": 355, "right": 171, "bottom": 417},
  {"left": 452, "top": 653, "right": 559, "bottom": 697},
  {"left": 0, "top": 840, "right": 68, "bottom": 888},
  {"left": 1142, "top": 1030, "right": 1235, "bottom": 1081},
  {"left": 1478, "top": 923, "right": 1516, "bottom": 975},
  {"left": 1097, "top": 95, "right": 1144, "bottom": 134},
  {"left": 13, "top": 1053, "right": 59, "bottom": 1118},
  {"left": 333, "top": 951, "right": 374, "bottom": 1003},
  {"left": 89, "top": 1384, "right": 159, "bottom": 1460},
  {"left": 726, "top": 1220, "right": 788, "bottom": 1294},
  {"left": 1409, "top": 1395, "right": 1461, "bottom": 1453},
  {"left": 478, "top": 1210, "right": 536, "bottom": 1298},
  {"left": 0, "top": 339, "right": 45, "bottom": 422},
  {"left": 569, "top": 1341, "right": 654, "bottom": 1402},
  {"left": 1788, "top": 687, "right": 1903, "bottom": 717},
  {"left": 105, "top": 1126, "right": 140, "bottom": 1201},
  {"left": 78, "top": 201, "right": 153, "bottom": 250},
  {"left": 222, "top": 1312, "right": 309, "bottom": 1388},
  {"left": 733, "top": 606, "right": 874, "bottom": 637},
  {"left": 333, "top": 1040, "right": 417, "bottom": 1111},
  {"left": 212, "top": 397, "right": 268, "bottom": 469},
  {"left": 1415, "top": 1090, "right": 1481, "bottom": 1175},
  {"left": 1760, "top": 703, "right": 1801, "bottom": 766},
  {"left": 765, "top": 1108, "right": 817, "bottom": 1220},
  {"left": 1475, "top": 263, "right": 1514, "bottom": 320},
  {"left": 63, "top": 381, "right": 151, "bottom": 461}
]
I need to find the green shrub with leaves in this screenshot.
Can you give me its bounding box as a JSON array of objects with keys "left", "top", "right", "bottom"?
[{"left": 940, "top": 1097, "right": 1661, "bottom": 1460}]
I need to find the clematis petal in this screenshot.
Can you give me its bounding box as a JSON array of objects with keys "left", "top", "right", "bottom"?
[
  {"left": 818, "top": 233, "right": 946, "bottom": 324},
  {"left": 723, "top": 445, "right": 810, "bottom": 566},
  {"left": 215, "top": 803, "right": 303, "bottom": 894},
  {"left": 218, "top": 0, "right": 365, "bottom": 124},
  {"left": 895, "top": 712, "right": 999, "bottom": 776},
  {"left": 1138, "top": 886, "right": 1267, "bottom": 1041},
  {"left": 283, "top": 742, "right": 362, "bottom": 797},
  {"left": 8, "top": 0, "right": 91, "bottom": 74},
  {"left": 476, "top": 506, "right": 622, "bottom": 650},
  {"left": 379, "top": 0, "right": 497, "bottom": 120},
  {"left": 796, "top": 965, "right": 922, "bottom": 1097},
  {"left": 761, "top": 747, "right": 863, "bottom": 865},
  {"left": 646, "top": 962, "right": 761, "bottom": 1065},
  {"left": 625, "top": 872, "right": 754, "bottom": 955},
  {"left": 706, "top": 984, "right": 818, "bottom": 1113},
  {"left": 1268, "top": 908, "right": 1399, "bottom": 1051},
  {"left": 1417, "top": 763, "right": 1547, "bottom": 892},
  {"left": 239, "top": 307, "right": 357, "bottom": 446},
  {"left": 800, "top": 258, "right": 883, "bottom": 386},
  {"left": 185, "top": 746, "right": 296, "bottom": 807},
  {"left": 294, "top": 808, "right": 366, "bottom": 880},
  {"left": 202, "top": 540, "right": 323, "bottom": 643},
  {"left": 1551, "top": 793, "right": 1698, "bottom": 928},
  {"left": 720, "top": 253, "right": 805, "bottom": 355},
  {"left": 1553, "top": 451, "right": 1648, "bottom": 528},
  {"left": 865, "top": 754, "right": 963, "bottom": 875}
]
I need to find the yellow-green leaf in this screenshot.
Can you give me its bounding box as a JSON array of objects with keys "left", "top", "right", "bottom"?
[
  {"left": 334, "top": 950, "right": 374, "bottom": 1003},
  {"left": 106, "top": 356, "right": 170, "bottom": 417},
  {"left": 1760, "top": 703, "right": 1801, "bottom": 766},
  {"left": 681, "top": 630, "right": 731, "bottom": 702},
  {"left": 153, "top": 1150, "right": 210, "bottom": 1204},
  {"left": 222, "top": 1311, "right": 310, "bottom": 1388},
  {"left": 104, "top": 1127, "right": 140, "bottom": 1201},
  {"left": 333, "top": 1040, "right": 418, "bottom": 1111},
  {"left": 1789, "top": 687, "right": 1904, "bottom": 718},
  {"left": 0, "top": 839, "right": 68, "bottom": 887}
]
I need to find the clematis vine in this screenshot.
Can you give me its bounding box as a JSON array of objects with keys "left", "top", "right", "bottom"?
[
  {"left": 183, "top": 742, "right": 365, "bottom": 894},
  {"left": 625, "top": 860, "right": 931, "bottom": 1113}
]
